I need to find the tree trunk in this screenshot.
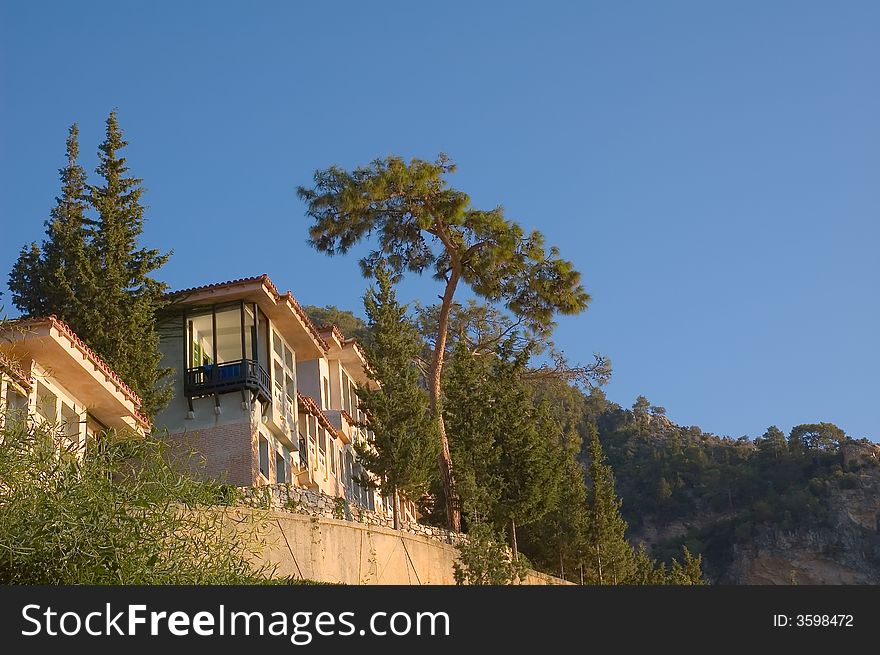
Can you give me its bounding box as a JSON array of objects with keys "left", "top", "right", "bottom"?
[
  {"left": 596, "top": 544, "right": 603, "bottom": 585},
  {"left": 510, "top": 517, "right": 518, "bottom": 562},
  {"left": 392, "top": 489, "right": 400, "bottom": 530},
  {"left": 429, "top": 265, "right": 462, "bottom": 532}
]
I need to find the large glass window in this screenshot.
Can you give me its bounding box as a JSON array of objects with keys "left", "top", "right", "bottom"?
[{"left": 187, "top": 303, "right": 249, "bottom": 366}]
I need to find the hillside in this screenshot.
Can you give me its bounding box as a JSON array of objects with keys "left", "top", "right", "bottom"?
[
  {"left": 301, "top": 305, "right": 880, "bottom": 584},
  {"left": 591, "top": 398, "right": 880, "bottom": 584}
]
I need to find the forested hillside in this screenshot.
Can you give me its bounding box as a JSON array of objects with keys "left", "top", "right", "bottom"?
[
  {"left": 305, "top": 303, "right": 880, "bottom": 584},
  {"left": 588, "top": 393, "right": 880, "bottom": 583}
]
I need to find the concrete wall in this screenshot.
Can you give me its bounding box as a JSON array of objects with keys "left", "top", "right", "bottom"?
[{"left": 251, "top": 510, "right": 570, "bottom": 585}]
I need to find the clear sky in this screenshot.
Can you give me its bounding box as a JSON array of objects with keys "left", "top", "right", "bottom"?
[{"left": 1, "top": 1, "right": 877, "bottom": 440}]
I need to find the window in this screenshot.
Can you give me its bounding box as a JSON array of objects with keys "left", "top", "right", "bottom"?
[
  {"left": 36, "top": 382, "right": 57, "bottom": 423},
  {"left": 350, "top": 380, "right": 359, "bottom": 417},
  {"left": 275, "top": 450, "right": 287, "bottom": 484},
  {"left": 323, "top": 377, "right": 330, "bottom": 409},
  {"left": 258, "top": 436, "right": 270, "bottom": 480},
  {"left": 3, "top": 385, "right": 28, "bottom": 426},
  {"left": 61, "top": 402, "right": 80, "bottom": 446},
  {"left": 330, "top": 442, "right": 336, "bottom": 476},
  {"left": 341, "top": 372, "right": 351, "bottom": 414},
  {"left": 318, "top": 426, "right": 326, "bottom": 453}
]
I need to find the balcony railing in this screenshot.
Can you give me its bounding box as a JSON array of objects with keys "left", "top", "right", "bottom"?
[{"left": 185, "top": 359, "right": 270, "bottom": 403}]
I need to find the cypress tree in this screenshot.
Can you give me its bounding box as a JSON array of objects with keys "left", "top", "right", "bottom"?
[
  {"left": 9, "top": 113, "right": 171, "bottom": 418},
  {"left": 9, "top": 124, "right": 92, "bottom": 318},
  {"left": 583, "top": 424, "right": 635, "bottom": 584},
  {"left": 354, "top": 264, "right": 439, "bottom": 529},
  {"left": 85, "top": 111, "right": 171, "bottom": 418},
  {"left": 444, "top": 340, "right": 561, "bottom": 559}
]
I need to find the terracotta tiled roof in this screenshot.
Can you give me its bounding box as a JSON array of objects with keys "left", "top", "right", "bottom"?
[
  {"left": 0, "top": 359, "right": 31, "bottom": 390},
  {"left": 296, "top": 391, "right": 338, "bottom": 438},
  {"left": 317, "top": 323, "right": 346, "bottom": 345},
  {"left": 167, "top": 274, "right": 329, "bottom": 351},
  {"left": 7, "top": 316, "right": 150, "bottom": 427}
]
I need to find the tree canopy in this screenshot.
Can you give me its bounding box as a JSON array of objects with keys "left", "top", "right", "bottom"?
[
  {"left": 298, "top": 154, "right": 590, "bottom": 530},
  {"left": 353, "top": 265, "right": 439, "bottom": 529},
  {"left": 8, "top": 112, "right": 171, "bottom": 418}
]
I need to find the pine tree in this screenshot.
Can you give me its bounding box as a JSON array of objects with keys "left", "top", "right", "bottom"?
[
  {"left": 354, "top": 264, "right": 438, "bottom": 529},
  {"left": 583, "top": 424, "right": 635, "bottom": 584},
  {"left": 299, "top": 155, "right": 591, "bottom": 531},
  {"left": 9, "top": 124, "right": 92, "bottom": 318}
]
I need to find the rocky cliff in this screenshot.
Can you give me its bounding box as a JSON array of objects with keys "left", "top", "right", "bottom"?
[{"left": 727, "top": 462, "right": 880, "bottom": 585}]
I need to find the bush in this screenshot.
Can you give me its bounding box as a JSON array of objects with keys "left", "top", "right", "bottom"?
[
  {"left": 0, "top": 419, "right": 275, "bottom": 584},
  {"left": 453, "top": 522, "right": 527, "bottom": 585}
]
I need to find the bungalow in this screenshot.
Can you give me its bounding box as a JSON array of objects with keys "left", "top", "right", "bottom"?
[{"left": 0, "top": 316, "right": 149, "bottom": 443}]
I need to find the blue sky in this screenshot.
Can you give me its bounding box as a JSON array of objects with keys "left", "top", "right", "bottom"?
[{"left": 1, "top": 1, "right": 877, "bottom": 440}]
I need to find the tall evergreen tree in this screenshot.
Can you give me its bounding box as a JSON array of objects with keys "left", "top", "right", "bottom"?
[
  {"left": 583, "top": 424, "right": 635, "bottom": 584},
  {"left": 299, "top": 155, "right": 590, "bottom": 531},
  {"left": 443, "top": 340, "right": 561, "bottom": 558},
  {"left": 9, "top": 113, "right": 171, "bottom": 418},
  {"left": 9, "top": 124, "right": 92, "bottom": 318},
  {"left": 85, "top": 111, "right": 171, "bottom": 417},
  {"left": 354, "top": 265, "right": 439, "bottom": 529}
]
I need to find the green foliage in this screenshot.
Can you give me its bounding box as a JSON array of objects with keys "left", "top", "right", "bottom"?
[
  {"left": 583, "top": 425, "right": 635, "bottom": 584},
  {"left": 790, "top": 423, "right": 846, "bottom": 452},
  {"left": 353, "top": 264, "right": 439, "bottom": 528},
  {"left": 667, "top": 547, "right": 706, "bottom": 585},
  {"left": 9, "top": 124, "right": 91, "bottom": 319},
  {"left": 299, "top": 154, "right": 591, "bottom": 530},
  {"left": 298, "top": 154, "right": 589, "bottom": 332},
  {"left": 303, "top": 305, "right": 371, "bottom": 344},
  {"left": 593, "top": 394, "right": 850, "bottom": 580},
  {"left": 443, "top": 340, "right": 563, "bottom": 551},
  {"left": 8, "top": 113, "right": 171, "bottom": 418},
  {"left": 0, "top": 419, "right": 274, "bottom": 584},
  {"left": 453, "top": 522, "right": 527, "bottom": 585}
]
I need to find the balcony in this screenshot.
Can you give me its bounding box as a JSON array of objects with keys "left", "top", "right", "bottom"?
[{"left": 185, "top": 358, "right": 270, "bottom": 403}]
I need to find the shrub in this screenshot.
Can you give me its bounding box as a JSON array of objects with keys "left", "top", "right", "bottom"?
[
  {"left": 453, "top": 522, "right": 527, "bottom": 585},
  {"left": 0, "top": 418, "right": 274, "bottom": 584}
]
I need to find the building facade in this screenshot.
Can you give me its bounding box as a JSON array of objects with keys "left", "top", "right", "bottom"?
[
  {"left": 0, "top": 316, "right": 149, "bottom": 442},
  {"left": 155, "top": 275, "right": 390, "bottom": 515}
]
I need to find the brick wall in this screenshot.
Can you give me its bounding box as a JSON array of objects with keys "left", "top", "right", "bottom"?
[{"left": 164, "top": 420, "right": 257, "bottom": 486}]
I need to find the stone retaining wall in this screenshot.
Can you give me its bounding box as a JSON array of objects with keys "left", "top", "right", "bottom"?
[{"left": 240, "top": 484, "right": 466, "bottom": 545}]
